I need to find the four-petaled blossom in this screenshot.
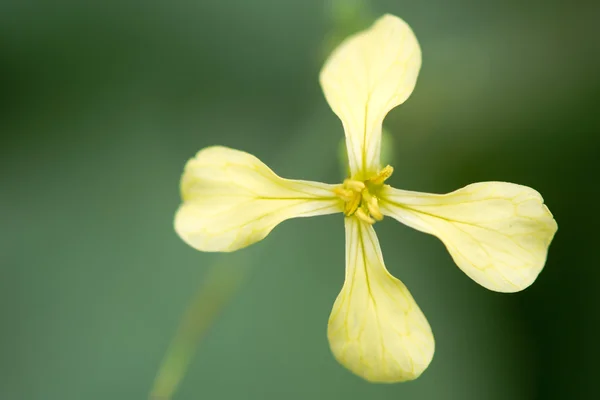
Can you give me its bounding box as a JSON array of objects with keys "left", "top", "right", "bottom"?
[{"left": 174, "top": 15, "right": 557, "bottom": 383}]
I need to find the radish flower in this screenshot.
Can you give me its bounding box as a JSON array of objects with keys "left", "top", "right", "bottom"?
[{"left": 175, "top": 14, "right": 557, "bottom": 382}]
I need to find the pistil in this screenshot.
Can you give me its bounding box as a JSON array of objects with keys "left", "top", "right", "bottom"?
[{"left": 334, "top": 165, "right": 394, "bottom": 224}]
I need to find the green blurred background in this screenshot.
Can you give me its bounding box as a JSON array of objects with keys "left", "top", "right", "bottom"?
[{"left": 2, "top": 1, "right": 599, "bottom": 399}]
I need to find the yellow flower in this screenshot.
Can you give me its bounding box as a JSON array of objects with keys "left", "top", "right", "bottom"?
[{"left": 174, "top": 14, "right": 557, "bottom": 383}]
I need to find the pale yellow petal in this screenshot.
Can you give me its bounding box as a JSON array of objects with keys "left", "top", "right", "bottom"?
[
  {"left": 174, "top": 146, "right": 342, "bottom": 252},
  {"left": 328, "top": 218, "right": 434, "bottom": 383},
  {"left": 380, "top": 182, "right": 558, "bottom": 292},
  {"left": 320, "top": 14, "right": 421, "bottom": 178}
]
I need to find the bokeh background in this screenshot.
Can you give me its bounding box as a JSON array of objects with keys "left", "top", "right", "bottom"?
[{"left": 2, "top": 0, "right": 599, "bottom": 399}]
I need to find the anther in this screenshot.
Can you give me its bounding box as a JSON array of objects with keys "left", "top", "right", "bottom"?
[
  {"left": 369, "top": 165, "right": 394, "bottom": 185},
  {"left": 333, "top": 187, "right": 355, "bottom": 201},
  {"left": 343, "top": 179, "right": 366, "bottom": 192},
  {"left": 367, "top": 197, "right": 383, "bottom": 221},
  {"left": 355, "top": 207, "right": 376, "bottom": 224},
  {"left": 360, "top": 190, "right": 383, "bottom": 221},
  {"left": 344, "top": 193, "right": 361, "bottom": 216},
  {"left": 335, "top": 173, "right": 390, "bottom": 222}
]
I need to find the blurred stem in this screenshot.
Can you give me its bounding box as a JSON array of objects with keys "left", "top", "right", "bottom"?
[
  {"left": 150, "top": 108, "right": 344, "bottom": 400},
  {"left": 151, "top": 4, "right": 378, "bottom": 398},
  {"left": 150, "top": 260, "right": 248, "bottom": 400},
  {"left": 321, "top": 0, "right": 374, "bottom": 60}
]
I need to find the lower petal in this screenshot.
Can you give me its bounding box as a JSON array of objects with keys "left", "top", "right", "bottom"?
[
  {"left": 380, "top": 182, "right": 558, "bottom": 292},
  {"left": 175, "top": 146, "right": 342, "bottom": 252},
  {"left": 328, "top": 217, "right": 434, "bottom": 383}
]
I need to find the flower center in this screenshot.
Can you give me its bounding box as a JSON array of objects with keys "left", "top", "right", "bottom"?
[{"left": 333, "top": 165, "right": 394, "bottom": 224}]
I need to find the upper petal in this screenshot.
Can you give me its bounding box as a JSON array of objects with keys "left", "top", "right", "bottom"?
[
  {"left": 328, "top": 217, "right": 434, "bottom": 383},
  {"left": 380, "top": 182, "right": 558, "bottom": 292},
  {"left": 320, "top": 14, "right": 421, "bottom": 178},
  {"left": 174, "top": 146, "right": 342, "bottom": 252}
]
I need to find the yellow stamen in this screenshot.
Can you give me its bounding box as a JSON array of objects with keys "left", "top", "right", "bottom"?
[
  {"left": 344, "top": 193, "right": 361, "bottom": 216},
  {"left": 360, "top": 190, "right": 383, "bottom": 221},
  {"left": 334, "top": 167, "right": 394, "bottom": 223},
  {"left": 343, "top": 179, "right": 366, "bottom": 192},
  {"left": 333, "top": 187, "right": 355, "bottom": 201},
  {"left": 367, "top": 197, "right": 383, "bottom": 221},
  {"left": 355, "top": 207, "right": 375, "bottom": 224},
  {"left": 369, "top": 165, "right": 394, "bottom": 185}
]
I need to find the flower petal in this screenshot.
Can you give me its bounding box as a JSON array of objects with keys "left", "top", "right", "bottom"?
[
  {"left": 320, "top": 14, "right": 421, "bottom": 178},
  {"left": 175, "top": 146, "right": 342, "bottom": 252},
  {"left": 328, "top": 217, "right": 434, "bottom": 383},
  {"left": 380, "top": 182, "right": 558, "bottom": 292}
]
